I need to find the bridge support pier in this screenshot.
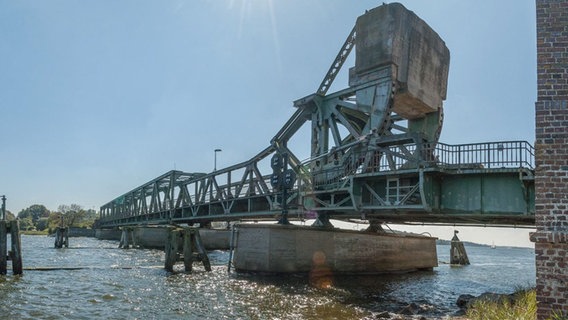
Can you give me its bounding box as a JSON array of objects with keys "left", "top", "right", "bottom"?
[
  {"left": 54, "top": 227, "right": 69, "bottom": 249},
  {"left": 0, "top": 220, "right": 23, "bottom": 275},
  {"left": 311, "top": 213, "right": 334, "bottom": 229},
  {"left": 119, "top": 227, "right": 136, "bottom": 249},
  {"left": 366, "top": 220, "right": 385, "bottom": 233},
  {"left": 164, "top": 227, "right": 211, "bottom": 273}
]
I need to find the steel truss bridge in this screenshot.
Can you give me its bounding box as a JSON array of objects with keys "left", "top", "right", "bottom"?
[{"left": 98, "top": 4, "right": 535, "bottom": 229}]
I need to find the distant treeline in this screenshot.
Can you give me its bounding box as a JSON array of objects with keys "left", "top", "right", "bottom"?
[{"left": 10, "top": 204, "right": 98, "bottom": 234}]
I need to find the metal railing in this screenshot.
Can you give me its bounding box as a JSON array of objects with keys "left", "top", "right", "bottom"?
[
  {"left": 307, "top": 140, "right": 535, "bottom": 189},
  {"left": 433, "top": 140, "right": 534, "bottom": 169}
]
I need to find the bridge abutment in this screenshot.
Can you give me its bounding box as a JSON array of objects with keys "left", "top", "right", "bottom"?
[{"left": 531, "top": 0, "right": 568, "bottom": 318}]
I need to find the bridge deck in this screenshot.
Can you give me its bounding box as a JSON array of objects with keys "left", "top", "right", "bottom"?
[{"left": 98, "top": 140, "right": 535, "bottom": 228}]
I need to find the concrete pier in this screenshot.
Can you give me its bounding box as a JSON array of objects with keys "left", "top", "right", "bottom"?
[
  {"left": 95, "top": 228, "right": 121, "bottom": 241},
  {"left": 232, "top": 223, "right": 437, "bottom": 274},
  {"left": 95, "top": 227, "right": 231, "bottom": 250}
]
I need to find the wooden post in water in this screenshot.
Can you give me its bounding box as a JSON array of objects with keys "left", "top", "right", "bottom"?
[
  {"left": 164, "top": 227, "right": 211, "bottom": 273},
  {"left": 0, "top": 220, "right": 7, "bottom": 275},
  {"left": 119, "top": 227, "right": 134, "bottom": 249},
  {"left": 0, "top": 197, "right": 23, "bottom": 275},
  {"left": 54, "top": 214, "right": 68, "bottom": 248},
  {"left": 183, "top": 229, "right": 193, "bottom": 272},
  {"left": 54, "top": 227, "right": 69, "bottom": 248},
  {"left": 10, "top": 220, "right": 23, "bottom": 275},
  {"left": 192, "top": 228, "right": 211, "bottom": 271},
  {"left": 164, "top": 229, "right": 180, "bottom": 272},
  {"left": 450, "top": 230, "right": 470, "bottom": 265}
]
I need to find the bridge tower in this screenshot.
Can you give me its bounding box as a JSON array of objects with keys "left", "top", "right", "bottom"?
[{"left": 531, "top": 0, "right": 568, "bottom": 318}]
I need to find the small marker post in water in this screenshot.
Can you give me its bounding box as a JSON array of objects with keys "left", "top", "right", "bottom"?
[
  {"left": 0, "top": 195, "right": 23, "bottom": 275},
  {"left": 450, "top": 230, "right": 470, "bottom": 265},
  {"left": 54, "top": 216, "right": 69, "bottom": 249}
]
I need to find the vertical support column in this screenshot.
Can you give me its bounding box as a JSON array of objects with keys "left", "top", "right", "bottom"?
[
  {"left": 64, "top": 228, "right": 69, "bottom": 248},
  {"left": 193, "top": 229, "right": 211, "bottom": 271},
  {"left": 10, "top": 220, "right": 23, "bottom": 275},
  {"left": 164, "top": 229, "right": 180, "bottom": 272},
  {"left": 164, "top": 227, "right": 211, "bottom": 273},
  {"left": 530, "top": 1, "right": 568, "bottom": 318},
  {"left": 119, "top": 227, "right": 132, "bottom": 249},
  {"left": 450, "top": 230, "right": 469, "bottom": 266},
  {"left": 54, "top": 227, "right": 69, "bottom": 248},
  {"left": 55, "top": 228, "right": 61, "bottom": 248},
  {"left": 0, "top": 221, "right": 7, "bottom": 275},
  {"left": 183, "top": 230, "right": 193, "bottom": 272}
]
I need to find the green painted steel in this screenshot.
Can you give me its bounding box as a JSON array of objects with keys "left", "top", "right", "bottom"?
[{"left": 97, "top": 3, "right": 535, "bottom": 228}]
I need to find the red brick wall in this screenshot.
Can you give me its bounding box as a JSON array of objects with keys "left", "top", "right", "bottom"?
[{"left": 532, "top": 0, "right": 568, "bottom": 318}]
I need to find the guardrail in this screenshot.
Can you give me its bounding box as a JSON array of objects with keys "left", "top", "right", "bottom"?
[
  {"left": 308, "top": 140, "right": 535, "bottom": 188},
  {"left": 434, "top": 140, "right": 534, "bottom": 169}
]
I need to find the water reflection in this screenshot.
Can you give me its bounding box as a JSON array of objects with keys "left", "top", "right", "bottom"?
[
  {"left": 309, "top": 250, "right": 333, "bottom": 289},
  {"left": 0, "top": 236, "right": 535, "bottom": 319}
]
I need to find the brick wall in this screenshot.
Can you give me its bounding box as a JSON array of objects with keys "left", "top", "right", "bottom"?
[{"left": 531, "top": 0, "right": 568, "bottom": 318}]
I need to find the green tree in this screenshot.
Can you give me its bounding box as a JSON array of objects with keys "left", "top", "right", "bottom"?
[
  {"left": 36, "top": 217, "right": 49, "bottom": 231},
  {"left": 47, "top": 211, "right": 63, "bottom": 233},
  {"left": 57, "top": 204, "right": 86, "bottom": 227},
  {"left": 19, "top": 216, "right": 35, "bottom": 231},
  {"left": 17, "top": 204, "right": 50, "bottom": 225}
]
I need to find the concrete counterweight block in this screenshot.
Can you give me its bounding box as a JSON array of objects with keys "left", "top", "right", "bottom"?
[{"left": 353, "top": 3, "right": 450, "bottom": 119}]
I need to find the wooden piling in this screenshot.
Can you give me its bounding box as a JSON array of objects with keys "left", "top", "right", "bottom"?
[
  {"left": 164, "top": 227, "right": 210, "bottom": 273},
  {"left": 54, "top": 227, "right": 69, "bottom": 248},
  {"left": 450, "top": 230, "right": 470, "bottom": 265},
  {"left": 10, "top": 220, "right": 23, "bottom": 275},
  {"left": 183, "top": 230, "right": 193, "bottom": 272},
  {"left": 0, "top": 220, "right": 23, "bottom": 275},
  {"left": 118, "top": 227, "right": 134, "bottom": 249},
  {"left": 0, "top": 220, "right": 7, "bottom": 275},
  {"left": 164, "top": 229, "right": 180, "bottom": 272},
  {"left": 193, "top": 229, "right": 211, "bottom": 271}
]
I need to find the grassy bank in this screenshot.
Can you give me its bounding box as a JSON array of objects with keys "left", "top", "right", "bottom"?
[
  {"left": 465, "top": 288, "right": 537, "bottom": 320},
  {"left": 20, "top": 230, "right": 49, "bottom": 236}
]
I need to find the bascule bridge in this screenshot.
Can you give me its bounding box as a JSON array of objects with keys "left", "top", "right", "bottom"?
[{"left": 98, "top": 3, "right": 535, "bottom": 230}]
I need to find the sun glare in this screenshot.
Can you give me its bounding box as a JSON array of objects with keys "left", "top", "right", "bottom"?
[{"left": 228, "top": 0, "right": 282, "bottom": 70}]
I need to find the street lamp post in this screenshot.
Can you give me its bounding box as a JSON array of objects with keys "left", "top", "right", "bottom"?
[{"left": 214, "top": 149, "right": 222, "bottom": 171}]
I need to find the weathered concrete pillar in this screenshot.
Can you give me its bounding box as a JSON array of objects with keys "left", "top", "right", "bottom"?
[{"left": 530, "top": 1, "right": 568, "bottom": 318}]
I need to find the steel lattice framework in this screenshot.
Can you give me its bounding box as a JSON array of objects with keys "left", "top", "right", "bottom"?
[{"left": 98, "top": 4, "right": 535, "bottom": 228}]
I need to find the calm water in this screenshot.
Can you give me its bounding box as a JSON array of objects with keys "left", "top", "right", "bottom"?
[{"left": 0, "top": 235, "right": 535, "bottom": 319}]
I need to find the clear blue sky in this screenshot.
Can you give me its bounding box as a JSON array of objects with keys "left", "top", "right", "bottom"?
[{"left": 1, "top": 1, "right": 536, "bottom": 245}]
